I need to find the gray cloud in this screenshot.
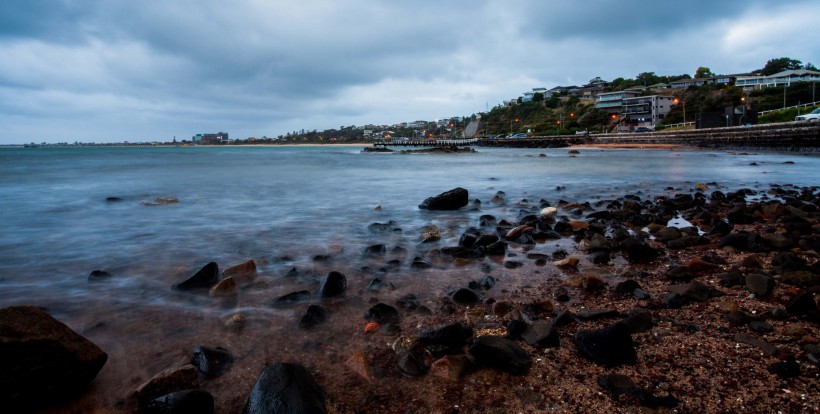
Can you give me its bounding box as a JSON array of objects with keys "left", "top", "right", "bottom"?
[{"left": 0, "top": 0, "right": 817, "bottom": 143}]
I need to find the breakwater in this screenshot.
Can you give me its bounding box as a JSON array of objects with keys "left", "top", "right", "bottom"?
[{"left": 477, "top": 122, "right": 820, "bottom": 151}]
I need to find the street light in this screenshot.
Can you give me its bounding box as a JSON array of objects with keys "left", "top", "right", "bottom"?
[{"left": 673, "top": 97, "right": 686, "bottom": 123}]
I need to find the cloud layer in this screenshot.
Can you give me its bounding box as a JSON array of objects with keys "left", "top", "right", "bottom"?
[{"left": 1, "top": 0, "right": 817, "bottom": 143}]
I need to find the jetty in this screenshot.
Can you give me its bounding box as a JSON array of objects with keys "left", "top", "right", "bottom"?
[{"left": 372, "top": 138, "right": 480, "bottom": 148}]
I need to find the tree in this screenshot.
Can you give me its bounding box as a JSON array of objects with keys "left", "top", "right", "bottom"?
[
  {"left": 805, "top": 62, "right": 818, "bottom": 71},
  {"left": 694, "top": 66, "right": 714, "bottom": 79},
  {"left": 532, "top": 92, "right": 544, "bottom": 102},
  {"left": 759, "top": 57, "right": 803, "bottom": 76},
  {"left": 636, "top": 72, "right": 661, "bottom": 86}
]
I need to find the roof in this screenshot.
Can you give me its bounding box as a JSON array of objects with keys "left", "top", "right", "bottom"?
[{"left": 767, "top": 69, "right": 820, "bottom": 77}]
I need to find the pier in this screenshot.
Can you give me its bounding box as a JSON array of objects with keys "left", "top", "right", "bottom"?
[{"left": 372, "top": 138, "right": 480, "bottom": 148}]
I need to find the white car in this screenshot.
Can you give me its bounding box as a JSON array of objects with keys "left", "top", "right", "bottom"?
[{"left": 795, "top": 108, "right": 820, "bottom": 122}]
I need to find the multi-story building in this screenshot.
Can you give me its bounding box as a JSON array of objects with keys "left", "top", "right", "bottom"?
[
  {"left": 192, "top": 132, "right": 229, "bottom": 143},
  {"left": 735, "top": 69, "right": 820, "bottom": 91},
  {"left": 619, "top": 95, "right": 675, "bottom": 129},
  {"left": 595, "top": 91, "right": 641, "bottom": 113}
]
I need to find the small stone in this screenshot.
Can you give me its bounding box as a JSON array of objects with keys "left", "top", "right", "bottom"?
[
  {"left": 365, "top": 303, "right": 401, "bottom": 324},
  {"left": 272, "top": 290, "right": 312, "bottom": 308},
  {"left": 621, "top": 308, "right": 654, "bottom": 333},
  {"left": 597, "top": 374, "right": 636, "bottom": 396},
  {"left": 143, "top": 389, "right": 214, "bottom": 414},
  {"left": 173, "top": 262, "right": 219, "bottom": 290},
  {"left": 430, "top": 355, "right": 471, "bottom": 381},
  {"left": 734, "top": 333, "right": 777, "bottom": 356},
  {"left": 574, "top": 323, "right": 637, "bottom": 367},
  {"left": 745, "top": 273, "right": 775, "bottom": 297},
  {"left": 243, "top": 363, "right": 327, "bottom": 414},
  {"left": 225, "top": 313, "right": 247, "bottom": 331},
  {"left": 768, "top": 361, "right": 800, "bottom": 378},
  {"left": 345, "top": 352, "right": 373, "bottom": 382},
  {"left": 222, "top": 259, "right": 257, "bottom": 284},
  {"left": 191, "top": 346, "right": 233, "bottom": 378},
  {"left": 318, "top": 271, "right": 347, "bottom": 298},
  {"left": 299, "top": 305, "right": 330, "bottom": 329},
  {"left": 554, "top": 257, "right": 579, "bottom": 267},
  {"left": 520, "top": 320, "right": 560, "bottom": 348},
  {"left": 450, "top": 288, "right": 483, "bottom": 306},
  {"left": 136, "top": 364, "right": 200, "bottom": 405}
]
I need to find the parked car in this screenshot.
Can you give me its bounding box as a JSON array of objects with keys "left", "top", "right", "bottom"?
[
  {"left": 510, "top": 133, "right": 528, "bottom": 138},
  {"left": 795, "top": 108, "right": 820, "bottom": 122},
  {"left": 635, "top": 127, "right": 654, "bottom": 133}
]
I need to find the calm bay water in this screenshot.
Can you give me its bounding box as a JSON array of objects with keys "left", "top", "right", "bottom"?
[
  {"left": 2, "top": 144, "right": 819, "bottom": 410},
  {"left": 1, "top": 145, "right": 818, "bottom": 315}
]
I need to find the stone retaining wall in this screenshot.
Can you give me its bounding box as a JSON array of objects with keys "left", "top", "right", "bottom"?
[{"left": 477, "top": 122, "right": 820, "bottom": 151}]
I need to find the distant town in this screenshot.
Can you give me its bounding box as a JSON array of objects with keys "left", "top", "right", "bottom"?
[{"left": 12, "top": 57, "right": 819, "bottom": 148}]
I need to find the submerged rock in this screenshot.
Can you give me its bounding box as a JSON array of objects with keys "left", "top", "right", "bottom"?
[
  {"left": 243, "top": 363, "right": 327, "bottom": 414},
  {"left": 192, "top": 346, "right": 233, "bottom": 378},
  {"left": 143, "top": 389, "right": 214, "bottom": 414},
  {"left": 299, "top": 305, "right": 330, "bottom": 329},
  {"left": 0, "top": 306, "right": 108, "bottom": 412},
  {"left": 318, "top": 271, "right": 347, "bottom": 299}
]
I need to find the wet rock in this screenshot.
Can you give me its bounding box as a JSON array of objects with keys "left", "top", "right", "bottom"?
[
  {"left": 136, "top": 364, "right": 199, "bottom": 406},
  {"left": 363, "top": 244, "right": 386, "bottom": 256},
  {"left": 318, "top": 271, "right": 346, "bottom": 299},
  {"left": 623, "top": 240, "right": 659, "bottom": 263},
  {"left": 614, "top": 279, "right": 642, "bottom": 296},
  {"left": 418, "top": 322, "right": 474, "bottom": 351},
  {"left": 379, "top": 323, "right": 401, "bottom": 336},
  {"left": 622, "top": 308, "right": 654, "bottom": 333},
  {"left": 209, "top": 276, "right": 237, "bottom": 297},
  {"left": 520, "top": 320, "right": 560, "bottom": 348},
  {"left": 450, "top": 288, "right": 483, "bottom": 306},
  {"left": 780, "top": 271, "right": 820, "bottom": 288},
  {"left": 0, "top": 306, "right": 108, "bottom": 411},
  {"left": 411, "top": 257, "right": 433, "bottom": 269},
  {"left": 469, "top": 336, "right": 531, "bottom": 375},
  {"left": 299, "top": 305, "right": 330, "bottom": 329},
  {"left": 345, "top": 352, "right": 373, "bottom": 382},
  {"left": 745, "top": 273, "right": 775, "bottom": 297},
  {"left": 243, "top": 363, "right": 327, "bottom": 414},
  {"left": 786, "top": 290, "right": 820, "bottom": 322},
  {"left": 272, "top": 291, "right": 312, "bottom": 308},
  {"left": 768, "top": 360, "right": 801, "bottom": 378},
  {"left": 173, "top": 262, "right": 219, "bottom": 290},
  {"left": 396, "top": 294, "right": 421, "bottom": 312},
  {"left": 576, "top": 308, "right": 619, "bottom": 320},
  {"left": 554, "top": 257, "right": 579, "bottom": 267},
  {"left": 223, "top": 259, "right": 257, "bottom": 284},
  {"left": 192, "top": 346, "right": 233, "bottom": 378},
  {"left": 366, "top": 277, "right": 395, "bottom": 291},
  {"left": 88, "top": 269, "right": 112, "bottom": 281},
  {"left": 365, "top": 303, "right": 401, "bottom": 324},
  {"left": 421, "top": 225, "right": 441, "bottom": 242},
  {"left": 654, "top": 227, "right": 682, "bottom": 243},
  {"left": 574, "top": 323, "right": 637, "bottom": 367},
  {"left": 590, "top": 251, "right": 611, "bottom": 265},
  {"left": 418, "top": 187, "right": 469, "bottom": 210},
  {"left": 225, "top": 313, "right": 247, "bottom": 331},
  {"left": 397, "top": 350, "right": 429, "bottom": 378},
  {"left": 430, "top": 355, "right": 471, "bottom": 381},
  {"left": 143, "top": 389, "right": 214, "bottom": 414}
]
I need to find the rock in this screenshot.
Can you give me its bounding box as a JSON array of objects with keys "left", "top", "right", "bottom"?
[
  {"left": 786, "top": 290, "right": 820, "bottom": 322},
  {"left": 223, "top": 259, "right": 257, "bottom": 284},
  {"left": 614, "top": 279, "right": 642, "bottom": 296},
  {"left": 745, "top": 273, "right": 775, "bottom": 297},
  {"left": 318, "top": 271, "right": 346, "bottom": 299},
  {"left": 450, "top": 288, "right": 483, "bottom": 306},
  {"left": 299, "top": 305, "right": 330, "bottom": 329},
  {"left": 363, "top": 244, "right": 386, "bottom": 256},
  {"left": 397, "top": 350, "right": 429, "bottom": 378},
  {"left": 345, "top": 352, "right": 373, "bottom": 382},
  {"left": 192, "top": 346, "right": 233, "bottom": 378},
  {"left": 430, "top": 355, "right": 471, "bottom": 381},
  {"left": 624, "top": 241, "right": 659, "bottom": 263},
  {"left": 396, "top": 294, "right": 421, "bottom": 312},
  {"left": 411, "top": 257, "right": 433, "bottom": 269},
  {"left": 780, "top": 271, "right": 820, "bottom": 288},
  {"left": 597, "top": 374, "right": 636, "bottom": 397},
  {"left": 225, "top": 313, "right": 247, "bottom": 331},
  {"left": 143, "top": 389, "right": 215, "bottom": 414},
  {"left": 272, "top": 291, "right": 312, "bottom": 308},
  {"left": 539, "top": 207, "right": 557, "bottom": 219},
  {"left": 173, "top": 262, "right": 220, "bottom": 290},
  {"left": 469, "top": 336, "right": 531, "bottom": 375},
  {"left": 654, "top": 227, "right": 682, "bottom": 243},
  {"left": 574, "top": 323, "right": 637, "bottom": 367},
  {"left": 421, "top": 225, "right": 441, "bottom": 242},
  {"left": 768, "top": 361, "right": 801, "bottom": 378},
  {"left": 724, "top": 310, "right": 750, "bottom": 325},
  {"left": 520, "top": 320, "right": 560, "bottom": 348},
  {"left": 748, "top": 320, "right": 774, "bottom": 333},
  {"left": 88, "top": 269, "right": 112, "bottom": 281},
  {"left": 136, "top": 364, "right": 200, "bottom": 406},
  {"left": 418, "top": 322, "right": 474, "bottom": 351},
  {"left": 685, "top": 257, "right": 720, "bottom": 273},
  {"left": 366, "top": 277, "right": 395, "bottom": 291},
  {"left": 717, "top": 270, "right": 745, "bottom": 287},
  {"left": 209, "top": 276, "right": 237, "bottom": 297},
  {"left": 0, "top": 306, "right": 108, "bottom": 411},
  {"left": 365, "top": 303, "right": 401, "bottom": 324},
  {"left": 554, "top": 257, "right": 579, "bottom": 267},
  {"left": 590, "top": 251, "right": 611, "bottom": 265},
  {"left": 622, "top": 308, "right": 654, "bottom": 333},
  {"left": 418, "top": 187, "right": 469, "bottom": 210},
  {"left": 734, "top": 333, "right": 777, "bottom": 356},
  {"left": 142, "top": 197, "right": 180, "bottom": 206},
  {"left": 243, "top": 363, "right": 327, "bottom": 414},
  {"left": 577, "top": 308, "right": 619, "bottom": 320}
]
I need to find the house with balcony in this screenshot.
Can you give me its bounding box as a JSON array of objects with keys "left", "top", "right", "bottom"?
[
  {"left": 669, "top": 76, "right": 734, "bottom": 89},
  {"left": 735, "top": 69, "right": 820, "bottom": 91},
  {"left": 619, "top": 95, "right": 675, "bottom": 130},
  {"left": 595, "top": 91, "right": 641, "bottom": 114}
]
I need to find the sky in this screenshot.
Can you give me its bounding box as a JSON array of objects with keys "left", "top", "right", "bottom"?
[{"left": 1, "top": 0, "right": 818, "bottom": 144}]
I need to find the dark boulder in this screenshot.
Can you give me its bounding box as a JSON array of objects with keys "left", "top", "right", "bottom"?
[
  {"left": 418, "top": 322, "right": 474, "bottom": 351},
  {"left": 88, "top": 269, "right": 112, "bottom": 281},
  {"left": 173, "top": 262, "right": 219, "bottom": 290},
  {"left": 397, "top": 350, "right": 429, "bottom": 378},
  {"left": 745, "top": 273, "right": 775, "bottom": 297},
  {"left": 192, "top": 346, "right": 233, "bottom": 378},
  {"left": 271, "top": 291, "right": 312, "bottom": 308},
  {"left": 450, "top": 288, "right": 483, "bottom": 306},
  {"left": 318, "top": 271, "right": 346, "bottom": 299},
  {"left": 622, "top": 238, "right": 659, "bottom": 263},
  {"left": 365, "top": 303, "right": 401, "bottom": 324},
  {"left": 0, "top": 306, "right": 108, "bottom": 412},
  {"left": 243, "top": 363, "right": 327, "bottom": 414},
  {"left": 574, "top": 322, "right": 637, "bottom": 367},
  {"left": 418, "top": 187, "right": 469, "bottom": 210},
  {"left": 520, "top": 320, "right": 560, "bottom": 348},
  {"left": 299, "top": 305, "right": 330, "bottom": 329},
  {"left": 469, "top": 336, "right": 531, "bottom": 375},
  {"left": 143, "top": 389, "right": 215, "bottom": 414}
]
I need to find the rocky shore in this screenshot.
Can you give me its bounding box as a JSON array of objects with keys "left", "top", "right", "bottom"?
[{"left": 3, "top": 179, "right": 819, "bottom": 413}]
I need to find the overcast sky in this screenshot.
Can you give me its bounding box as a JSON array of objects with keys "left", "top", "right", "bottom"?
[{"left": 1, "top": 1, "right": 818, "bottom": 144}]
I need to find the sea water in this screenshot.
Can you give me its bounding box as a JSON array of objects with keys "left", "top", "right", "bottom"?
[{"left": 2, "top": 145, "right": 818, "bottom": 409}]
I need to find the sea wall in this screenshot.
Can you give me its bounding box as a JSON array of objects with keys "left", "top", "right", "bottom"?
[{"left": 477, "top": 122, "right": 820, "bottom": 151}]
